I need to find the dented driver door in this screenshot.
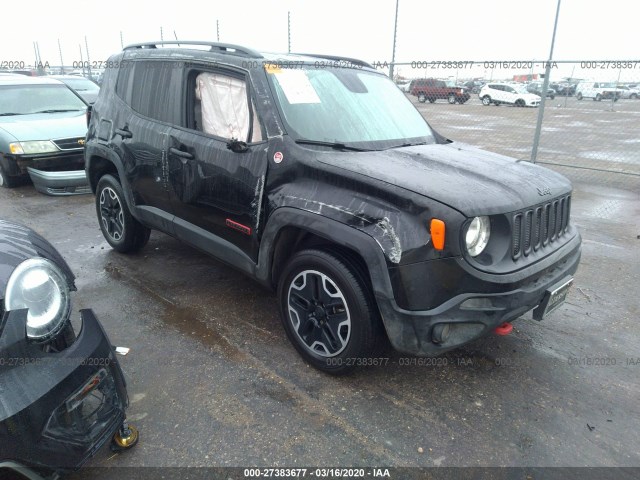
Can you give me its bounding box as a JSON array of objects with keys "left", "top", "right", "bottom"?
[{"left": 166, "top": 66, "right": 267, "bottom": 262}]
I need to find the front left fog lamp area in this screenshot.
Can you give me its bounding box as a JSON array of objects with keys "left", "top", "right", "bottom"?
[
  {"left": 4, "top": 258, "right": 71, "bottom": 341},
  {"left": 44, "top": 368, "right": 121, "bottom": 445}
]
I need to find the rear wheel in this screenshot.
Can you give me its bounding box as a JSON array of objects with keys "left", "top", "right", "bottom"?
[
  {"left": 277, "top": 249, "right": 382, "bottom": 375},
  {"left": 418, "top": 93, "right": 427, "bottom": 103},
  {"left": 631, "top": 93, "right": 638, "bottom": 99},
  {"left": 447, "top": 94, "right": 456, "bottom": 104},
  {"left": 576, "top": 92, "right": 583, "bottom": 100},
  {"left": 481, "top": 95, "right": 492, "bottom": 106},
  {"left": 96, "top": 174, "right": 151, "bottom": 253},
  {"left": 428, "top": 98, "right": 436, "bottom": 103},
  {"left": 595, "top": 93, "right": 602, "bottom": 101}
]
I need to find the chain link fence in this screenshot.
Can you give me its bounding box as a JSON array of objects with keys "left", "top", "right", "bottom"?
[{"left": 392, "top": 60, "right": 640, "bottom": 191}]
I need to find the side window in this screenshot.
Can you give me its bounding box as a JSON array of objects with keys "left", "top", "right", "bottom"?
[
  {"left": 115, "top": 62, "right": 134, "bottom": 104},
  {"left": 190, "top": 71, "right": 263, "bottom": 142},
  {"left": 490, "top": 85, "right": 501, "bottom": 91},
  {"left": 436, "top": 81, "right": 446, "bottom": 88},
  {"left": 129, "top": 61, "right": 181, "bottom": 124}
]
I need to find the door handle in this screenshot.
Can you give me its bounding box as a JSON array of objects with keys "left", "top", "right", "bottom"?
[
  {"left": 169, "top": 147, "right": 194, "bottom": 162},
  {"left": 115, "top": 127, "right": 132, "bottom": 139}
]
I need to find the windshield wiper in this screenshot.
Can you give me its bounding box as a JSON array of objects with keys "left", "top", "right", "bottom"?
[
  {"left": 0, "top": 112, "right": 26, "bottom": 116},
  {"left": 386, "top": 141, "right": 429, "bottom": 149},
  {"left": 295, "top": 139, "right": 372, "bottom": 152},
  {"left": 33, "top": 109, "right": 84, "bottom": 113}
]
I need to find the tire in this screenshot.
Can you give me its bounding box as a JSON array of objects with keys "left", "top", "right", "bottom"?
[
  {"left": 576, "top": 92, "right": 583, "bottom": 100},
  {"left": 277, "top": 249, "right": 382, "bottom": 375},
  {"left": 515, "top": 99, "right": 525, "bottom": 107},
  {"left": 428, "top": 98, "right": 436, "bottom": 103},
  {"left": 447, "top": 94, "right": 456, "bottom": 104},
  {"left": 550, "top": 94, "right": 555, "bottom": 100},
  {"left": 631, "top": 93, "right": 638, "bottom": 99},
  {"left": 481, "top": 95, "right": 491, "bottom": 106},
  {"left": 96, "top": 174, "right": 151, "bottom": 253},
  {"left": 0, "top": 164, "right": 18, "bottom": 188},
  {"left": 418, "top": 93, "right": 427, "bottom": 103},
  {"left": 595, "top": 93, "right": 602, "bottom": 101}
]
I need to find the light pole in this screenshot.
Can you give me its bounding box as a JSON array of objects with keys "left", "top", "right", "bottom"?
[
  {"left": 389, "top": 0, "right": 399, "bottom": 80},
  {"left": 531, "top": 0, "right": 562, "bottom": 163}
]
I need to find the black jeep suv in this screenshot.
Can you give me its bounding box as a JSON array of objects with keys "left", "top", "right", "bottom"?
[{"left": 85, "top": 41, "right": 581, "bottom": 374}]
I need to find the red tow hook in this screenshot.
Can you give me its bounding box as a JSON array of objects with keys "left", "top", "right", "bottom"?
[{"left": 494, "top": 322, "right": 513, "bottom": 336}]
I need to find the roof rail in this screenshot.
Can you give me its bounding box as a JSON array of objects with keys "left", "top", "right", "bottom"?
[
  {"left": 123, "top": 41, "right": 263, "bottom": 58},
  {"left": 292, "top": 53, "right": 373, "bottom": 69}
]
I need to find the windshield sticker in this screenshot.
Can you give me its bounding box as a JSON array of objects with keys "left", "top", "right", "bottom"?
[
  {"left": 274, "top": 70, "right": 321, "bottom": 104},
  {"left": 264, "top": 63, "right": 282, "bottom": 74}
]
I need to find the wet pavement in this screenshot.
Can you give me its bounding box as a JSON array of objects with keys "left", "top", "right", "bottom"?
[{"left": 0, "top": 106, "right": 639, "bottom": 477}]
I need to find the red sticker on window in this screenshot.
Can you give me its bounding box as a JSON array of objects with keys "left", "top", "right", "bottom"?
[{"left": 273, "top": 151, "right": 284, "bottom": 164}]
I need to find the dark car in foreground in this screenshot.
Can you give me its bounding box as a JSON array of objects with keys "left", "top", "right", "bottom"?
[
  {"left": 49, "top": 75, "right": 101, "bottom": 104},
  {"left": 0, "top": 76, "right": 89, "bottom": 195},
  {"left": 86, "top": 41, "right": 581, "bottom": 374},
  {"left": 0, "top": 219, "right": 138, "bottom": 478}
]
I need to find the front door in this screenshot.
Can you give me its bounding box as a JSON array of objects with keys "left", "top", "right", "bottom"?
[{"left": 167, "top": 66, "right": 268, "bottom": 261}]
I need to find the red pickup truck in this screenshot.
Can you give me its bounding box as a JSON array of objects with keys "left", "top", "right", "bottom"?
[{"left": 410, "top": 78, "right": 471, "bottom": 104}]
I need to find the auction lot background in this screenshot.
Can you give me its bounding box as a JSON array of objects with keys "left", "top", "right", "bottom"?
[{"left": 2, "top": 0, "right": 640, "bottom": 478}]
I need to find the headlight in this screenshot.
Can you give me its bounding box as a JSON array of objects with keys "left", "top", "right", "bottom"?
[
  {"left": 9, "top": 140, "right": 58, "bottom": 155},
  {"left": 4, "top": 258, "right": 71, "bottom": 341},
  {"left": 465, "top": 216, "right": 491, "bottom": 257}
]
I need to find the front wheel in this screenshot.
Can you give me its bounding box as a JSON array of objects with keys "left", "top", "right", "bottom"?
[
  {"left": 96, "top": 174, "right": 151, "bottom": 253},
  {"left": 447, "top": 94, "right": 456, "bottom": 104},
  {"left": 0, "top": 164, "right": 19, "bottom": 188},
  {"left": 278, "top": 249, "right": 382, "bottom": 375},
  {"left": 515, "top": 99, "right": 525, "bottom": 107},
  {"left": 595, "top": 93, "right": 602, "bottom": 101},
  {"left": 418, "top": 93, "right": 427, "bottom": 103},
  {"left": 481, "top": 95, "right": 492, "bottom": 106},
  {"left": 576, "top": 92, "right": 583, "bottom": 100}
]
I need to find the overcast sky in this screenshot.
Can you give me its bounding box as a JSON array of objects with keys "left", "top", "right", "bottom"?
[{"left": 3, "top": 0, "right": 639, "bottom": 80}]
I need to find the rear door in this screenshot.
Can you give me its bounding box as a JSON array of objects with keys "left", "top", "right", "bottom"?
[
  {"left": 113, "top": 60, "right": 182, "bottom": 230},
  {"left": 167, "top": 65, "right": 268, "bottom": 261}
]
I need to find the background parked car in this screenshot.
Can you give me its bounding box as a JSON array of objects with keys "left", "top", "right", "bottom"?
[
  {"left": 49, "top": 74, "right": 101, "bottom": 104},
  {"left": 527, "top": 81, "right": 556, "bottom": 99},
  {"left": 479, "top": 83, "right": 541, "bottom": 107},
  {"left": 549, "top": 82, "right": 576, "bottom": 96},
  {"left": 410, "top": 78, "right": 470, "bottom": 104},
  {"left": 614, "top": 85, "right": 639, "bottom": 99},
  {"left": 0, "top": 76, "right": 89, "bottom": 194},
  {"left": 575, "top": 81, "right": 620, "bottom": 101}
]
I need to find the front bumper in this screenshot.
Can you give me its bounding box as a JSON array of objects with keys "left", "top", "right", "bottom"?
[
  {"left": 0, "top": 309, "right": 128, "bottom": 473},
  {"left": 376, "top": 233, "right": 581, "bottom": 356},
  {"left": 26, "top": 167, "right": 91, "bottom": 196}
]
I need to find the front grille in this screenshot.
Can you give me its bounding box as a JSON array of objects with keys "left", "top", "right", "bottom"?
[
  {"left": 512, "top": 194, "right": 571, "bottom": 260},
  {"left": 53, "top": 137, "right": 85, "bottom": 150}
]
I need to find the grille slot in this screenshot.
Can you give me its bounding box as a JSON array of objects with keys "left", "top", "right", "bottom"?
[
  {"left": 52, "top": 137, "right": 85, "bottom": 150},
  {"left": 512, "top": 194, "right": 571, "bottom": 260}
]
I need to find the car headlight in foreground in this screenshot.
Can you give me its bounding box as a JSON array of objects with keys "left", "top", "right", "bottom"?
[
  {"left": 9, "top": 140, "right": 59, "bottom": 155},
  {"left": 465, "top": 216, "right": 491, "bottom": 257},
  {"left": 4, "top": 258, "right": 71, "bottom": 341}
]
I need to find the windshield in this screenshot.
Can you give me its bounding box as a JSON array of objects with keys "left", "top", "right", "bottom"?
[
  {"left": 267, "top": 66, "right": 434, "bottom": 148},
  {"left": 0, "top": 84, "right": 86, "bottom": 115},
  {"left": 445, "top": 80, "right": 456, "bottom": 87},
  {"left": 59, "top": 77, "right": 100, "bottom": 92}
]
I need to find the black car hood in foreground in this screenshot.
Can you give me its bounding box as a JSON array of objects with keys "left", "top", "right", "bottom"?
[
  {"left": 0, "top": 219, "right": 76, "bottom": 300},
  {"left": 318, "top": 142, "right": 572, "bottom": 216}
]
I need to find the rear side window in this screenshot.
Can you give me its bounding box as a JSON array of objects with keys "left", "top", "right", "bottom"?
[{"left": 115, "top": 60, "right": 181, "bottom": 125}]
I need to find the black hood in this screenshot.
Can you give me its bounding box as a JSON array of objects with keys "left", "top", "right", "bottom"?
[
  {"left": 317, "top": 142, "right": 572, "bottom": 216},
  {"left": 0, "top": 219, "right": 76, "bottom": 302}
]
